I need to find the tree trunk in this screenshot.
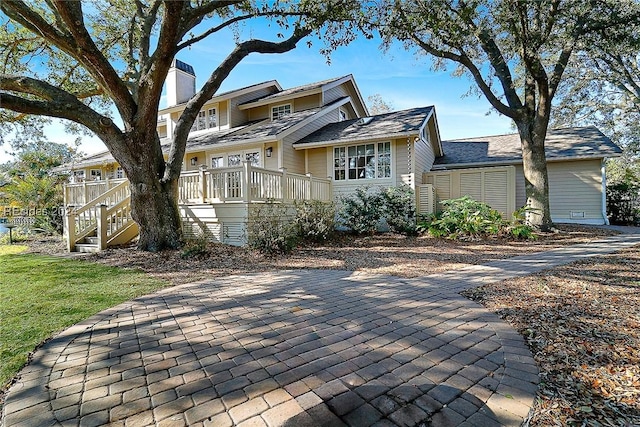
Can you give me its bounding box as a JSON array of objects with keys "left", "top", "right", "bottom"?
[
  {"left": 116, "top": 130, "right": 183, "bottom": 252},
  {"left": 517, "top": 123, "right": 553, "bottom": 231},
  {"left": 128, "top": 174, "right": 182, "bottom": 251}
]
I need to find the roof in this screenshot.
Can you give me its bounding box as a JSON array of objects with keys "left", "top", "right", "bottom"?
[
  {"left": 239, "top": 75, "right": 351, "bottom": 108},
  {"left": 294, "top": 106, "right": 435, "bottom": 147},
  {"left": 434, "top": 126, "right": 622, "bottom": 167},
  {"left": 69, "top": 100, "right": 348, "bottom": 168}
]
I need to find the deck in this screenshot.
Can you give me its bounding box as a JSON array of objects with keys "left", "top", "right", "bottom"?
[{"left": 63, "top": 163, "right": 333, "bottom": 251}]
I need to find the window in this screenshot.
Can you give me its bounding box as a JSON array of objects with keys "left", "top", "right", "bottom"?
[
  {"left": 227, "top": 154, "right": 242, "bottom": 167},
  {"left": 89, "top": 169, "right": 102, "bottom": 181},
  {"left": 339, "top": 109, "right": 347, "bottom": 122},
  {"left": 272, "top": 104, "right": 291, "bottom": 120},
  {"left": 207, "top": 108, "right": 217, "bottom": 128},
  {"left": 191, "top": 108, "right": 217, "bottom": 132},
  {"left": 116, "top": 167, "right": 125, "bottom": 179},
  {"left": 70, "top": 170, "right": 85, "bottom": 183},
  {"left": 334, "top": 142, "right": 391, "bottom": 181},
  {"left": 245, "top": 152, "right": 260, "bottom": 167},
  {"left": 211, "top": 156, "right": 224, "bottom": 168}
]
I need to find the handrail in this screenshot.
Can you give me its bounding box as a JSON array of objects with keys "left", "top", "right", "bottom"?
[{"left": 70, "top": 180, "right": 130, "bottom": 216}]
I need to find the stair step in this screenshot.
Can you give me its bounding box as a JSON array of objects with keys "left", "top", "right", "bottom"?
[
  {"left": 74, "top": 243, "right": 101, "bottom": 253},
  {"left": 84, "top": 236, "right": 99, "bottom": 244}
]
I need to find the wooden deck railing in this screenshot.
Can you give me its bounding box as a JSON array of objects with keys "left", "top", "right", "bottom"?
[
  {"left": 64, "top": 178, "right": 128, "bottom": 206},
  {"left": 177, "top": 162, "right": 333, "bottom": 204}
]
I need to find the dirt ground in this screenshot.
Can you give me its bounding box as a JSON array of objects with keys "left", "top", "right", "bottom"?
[{"left": 24, "top": 224, "right": 640, "bottom": 426}]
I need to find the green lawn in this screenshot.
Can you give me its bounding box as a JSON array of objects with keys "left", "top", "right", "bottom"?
[{"left": 0, "top": 245, "right": 170, "bottom": 389}]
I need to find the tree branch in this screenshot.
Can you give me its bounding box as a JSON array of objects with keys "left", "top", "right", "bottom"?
[
  {"left": 0, "top": 75, "right": 121, "bottom": 140},
  {"left": 166, "top": 26, "right": 312, "bottom": 181},
  {"left": 51, "top": 0, "right": 137, "bottom": 121}
]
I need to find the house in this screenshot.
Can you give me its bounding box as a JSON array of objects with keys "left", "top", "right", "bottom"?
[{"left": 62, "top": 59, "right": 621, "bottom": 252}]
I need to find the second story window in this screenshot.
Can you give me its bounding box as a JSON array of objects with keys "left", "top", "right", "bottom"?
[
  {"left": 191, "top": 108, "right": 217, "bottom": 132},
  {"left": 207, "top": 108, "right": 217, "bottom": 128},
  {"left": 272, "top": 104, "right": 291, "bottom": 120}
]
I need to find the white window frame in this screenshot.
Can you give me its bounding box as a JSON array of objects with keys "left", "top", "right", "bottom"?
[
  {"left": 210, "top": 156, "right": 224, "bottom": 169},
  {"left": 207, "top": 108, "right": 217, "bottom": 129},
  {"left": 89, "top": 169, "right": 102, "bottom": 181},
  {"left": 339, "top": 108, "right": 348, "bottom": 122},
  {"left": 271, "top": 104, "right": 292, "bottom": 120},
  {"left": 209, "top": 149, "right": 263, "bottom": 168},
  {"left": 333, "top": 142, "right": 392, "bottom": 181},
  {"left": 70, "top": 170, "right": 85, "bottom": 183}
]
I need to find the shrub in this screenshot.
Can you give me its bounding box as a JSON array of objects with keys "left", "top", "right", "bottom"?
[
  {"left": 607, "top": 181, "right": 640, "bottom": 225},
  {"left": 247, "top": 201, "right": 298, "bottom": 255},
  {"left": 338, "top": 186, "right": 385, "bottom": 235},
  {"left": 381, "top": 185, "right": 417, "bottom": 235},
  {"left": 294, "top": 200, "right": 335, "bottom": 242},
  {"left": 424, "top": 196, "right": 505, "bottom": 239},
  {"left": 504, "top": 206, "right": 536, "bottom": 240}
]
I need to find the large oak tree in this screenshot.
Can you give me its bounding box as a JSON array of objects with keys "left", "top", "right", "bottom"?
[
  {"left": 374, "top": 0, "right": 639, "bottom": 229},
  {"left": 0, "top": 0, "right": 358, "bottom": 251}
]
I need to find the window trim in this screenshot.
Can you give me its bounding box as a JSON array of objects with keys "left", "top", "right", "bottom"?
[
  {"left": 333, "top": 141, "right": 392, "bottom": 182},
  {"left": 271, "top": 103, "right": 292, "bottom": 120}
]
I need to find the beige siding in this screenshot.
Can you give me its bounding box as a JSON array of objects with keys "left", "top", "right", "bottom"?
[
  {"left": 218, "top": 101, "right": 229, "bottom": 128},
  {"left": 515, "top": 160, "right": 604, "bottom": 224},
  {"left": 323, "top": 84, "right": 348, "bottom": 104},
  {"left": 515, "top": 164, "right": 526, "bottom": 208},
  {"left": 230, "top": 87, "right": 277, "bottom": 127},
  {"left": 185, "top": 151, "right": 206, "bottom": 171},
  {"left": 548, "top": 160, "right": 604, "bottom": 223},
  {"left": 333, "top": 179, "right": 394, "bottom": 202},
  {"left": 180, "top": 203, "right": 249, "bottom": 246},
  {"left": 264, "top": 143, "right": 279, "bottom": 170},
  {"left": 423, "top": 166, "right": 516, "bottom": 217},
  {"left": 414, "top": 137, "right": 435, "bottom": 177},
  {"left": 248, "top": 106, "right": 269, "bottom": 121},
  {"left": 293, "top": 94, "right": 321, "bottom": 111},
  {"left": 307, "top": 147, "right": 329, "bottom": 178},
  {"left": 282, "top": 110, "right": 340, "bottom": 174},
  {"left": 394, "top": 138, "right": 410, "bottom": 186}
]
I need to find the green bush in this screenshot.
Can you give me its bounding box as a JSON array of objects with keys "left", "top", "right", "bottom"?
[
  {"left": 248, "top": 201, "right": 298, "bottom": 255},
  {"left": 607, "top": 181, "right": 640, "bottom": 225},
  {"left": 294, "top": 200, "right": 336, "bottom": 242},
  {"left": 338, "top": 186, "right": 385, "bottom": 235},
  {"left": 381, "top": 185, "right": 417, "bottom": 235},
  {"left": 417, "top": 196, "right": 534, "bottom": 240}
]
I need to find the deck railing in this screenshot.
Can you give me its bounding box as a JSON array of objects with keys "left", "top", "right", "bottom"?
[
  {"left": 177, "top": 162, "right": 333, "bottom": 204},
  {"left": 64, "top": 178, "right": 128, "bottom": 206}
]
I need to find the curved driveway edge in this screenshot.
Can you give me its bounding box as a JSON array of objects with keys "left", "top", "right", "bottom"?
[{"left": 3, "top": 231, "right": 640, "bottom": 427}]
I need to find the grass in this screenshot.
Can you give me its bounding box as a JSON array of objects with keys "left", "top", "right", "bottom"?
[{"left": 0, "top": 245, "right": 170, "bottom": 390}]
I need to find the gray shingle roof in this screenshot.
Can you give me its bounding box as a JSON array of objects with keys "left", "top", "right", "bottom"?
[
  {"left": 295, "top": 106, "right": 434, "bottom": 146},
  {"left": 434, "top": 126, "right": 622, "bottom": 167},
  {"left": 239, "top": 75, "right": 350, "bottom": 106}
]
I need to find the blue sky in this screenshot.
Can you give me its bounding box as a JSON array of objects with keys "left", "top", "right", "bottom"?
[{"left": 0, "top": 19, "right": 515, "bottom": 163}]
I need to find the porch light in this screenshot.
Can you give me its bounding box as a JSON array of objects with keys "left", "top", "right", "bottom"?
[
  {"left": 266, "top": 147, "right": 273, "bottom": 157},
  {"left": 190, "top": 157, "right": 198, "bottom": 166}
]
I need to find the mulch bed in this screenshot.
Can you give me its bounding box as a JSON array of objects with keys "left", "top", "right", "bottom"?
[{"left": 463, "top": 247, "right": 640, "bottom": 426}]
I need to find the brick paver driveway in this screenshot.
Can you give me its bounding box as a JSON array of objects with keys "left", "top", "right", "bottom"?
[{"left": 2, "top": 270, "right": 538, "bottom": 427}]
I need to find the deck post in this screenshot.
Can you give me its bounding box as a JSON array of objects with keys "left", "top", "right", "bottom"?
[
  {"left": 83, "top": 181, "right": 88, "bottom": 205},
  {"left": 199, "top": 168, "right": 207, "bottom": 203},
  {"left": 242, "top": 161, "right": 251, "bottom": 203},
  {"left": 280, "top": 168, "right": 288, "bottom": 202},
  {"left": 65, "top": 211, "right": 76, "bottom": 252},
  {"left": 306, "top": 173, "right": 314, "bottom": 200},
  {"left": 97, "top": 204, "right": 108, "bottom": 250}
]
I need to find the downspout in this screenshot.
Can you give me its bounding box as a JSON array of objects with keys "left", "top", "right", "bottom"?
[{"left": 601, "top": 158, "right": 610, "bottom": 225}]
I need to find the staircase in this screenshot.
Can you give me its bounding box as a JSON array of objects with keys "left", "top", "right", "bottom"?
[{"left": 65, "top": 180, "right": 139, "bottom": 252}]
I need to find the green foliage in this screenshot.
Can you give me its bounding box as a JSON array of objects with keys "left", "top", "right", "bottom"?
[
  {"left": 418, "top": 196, "right": 534, "bottom": 240},
  {"left": 381, "top": 185, "right": 417, "bottom": 235},
  {"left": 0, "top": 251, "right": 168, "bottom": 389},
  {"left": 606, "top": 170, "right": 640, "bottom": 225},
  {"left": 0, "top": 226, "right": 31, "bottom": 244},
  {"left": 338, "top": 185, "right": 418, "bottom": 235},
  {"left": 294, "top": 200, "right": 336, "bottom": 242},
  {"left": 338, "top": 186, "right": 385, "bottom": 235},
  {"left": 248, "top": 201, "right": 298, "bottom": 255}
]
